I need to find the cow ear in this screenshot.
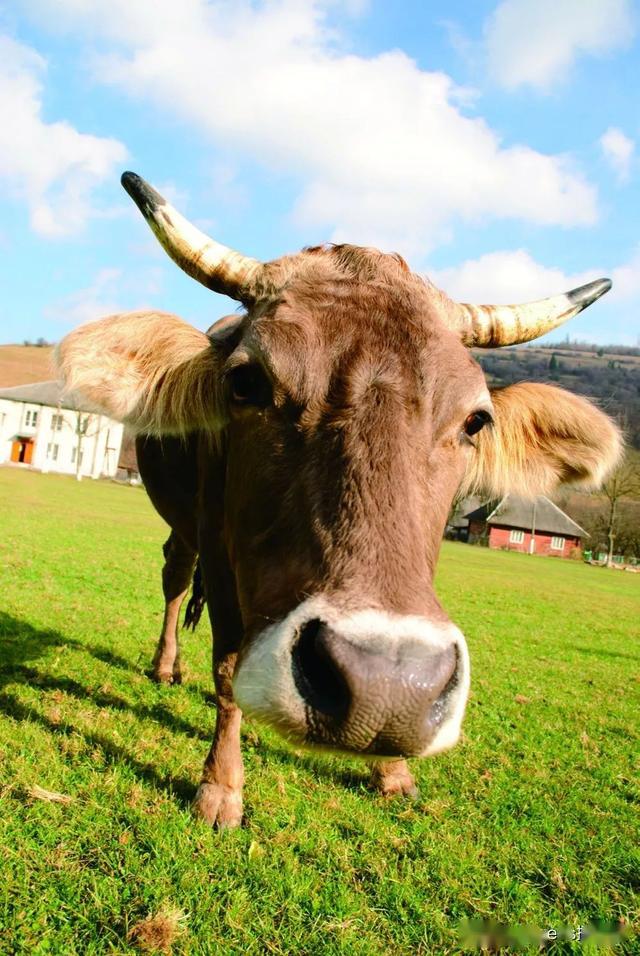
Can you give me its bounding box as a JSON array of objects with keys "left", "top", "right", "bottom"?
[
  {"left": 463, "top": 382, "right": 623, "bottom": 498},
  {"left": 55, "top": 311, "right": 223, "bottom": 435}
]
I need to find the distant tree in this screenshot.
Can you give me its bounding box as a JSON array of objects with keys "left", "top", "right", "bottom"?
[
  {"left": 73, "top": 412, "right": 110, "bottom": 481},
  {"left": 36, "top": 337, "right": 49, "bottom": 347},
  {"left": 613, "top": 500, "right": 640, "bottom": 559},
  {"left": 602, "top": 454, "right": 640, "bottom": 565},
  {"left": 74, "top": 413, "right": 91, "bottom": 482},
  {"left": 55, "top": 406, "right": 107, "bottom": 481},
  {"left": 472, "top": 345, "right": 640, "bottom": 453}
]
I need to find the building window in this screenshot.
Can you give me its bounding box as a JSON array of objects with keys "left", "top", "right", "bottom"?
[
  {"left": 46, "top": 443, "right": 59, "bottom": 462},
  {"left": 71, "top": 446, "right": 83, "bottom": 466},
  {"left": 25, "top": 409, "right": 38, "bottom": 427},
  {"left": 550, "top": 536, "right": 565, "bottom": 550},
  {"left": 509, "top": 529, "right": 525, "bottom": 544},
  {"left": 51, "top": 413, "right": 64, "bottom": 431}
]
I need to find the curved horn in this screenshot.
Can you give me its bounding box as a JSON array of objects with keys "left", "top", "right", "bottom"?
[
  {"left": 121, "top": 171, "right": 263, "bottom": 303},
  {"left": 452, "top": 278, "right": 612, "bottom": 347}
]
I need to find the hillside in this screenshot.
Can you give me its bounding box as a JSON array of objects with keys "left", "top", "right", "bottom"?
[
  {"left": 473, "top": 344, "right": 640, "bottom": 450},
  {"left": 0, "top": 345, "right": 55, "bottom": 388},
  {"left": 2, "top": 342, "right": 638, "bottom": 448}
]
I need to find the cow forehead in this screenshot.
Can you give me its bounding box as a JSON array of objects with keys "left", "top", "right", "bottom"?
[{"left": 237, "top": 249, "right": 487, "bottom": 410}]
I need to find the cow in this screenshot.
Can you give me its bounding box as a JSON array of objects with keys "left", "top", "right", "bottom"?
[{"left": 56, "top": 171, "right": 622, "bottom": 828}]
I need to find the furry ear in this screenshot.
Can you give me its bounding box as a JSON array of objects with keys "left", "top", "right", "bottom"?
[
  {"left": 462, "top": 382, "right": 623, "bottom": 499},
  {"left": 55, "top": 311, "right": 222, "bottom": 435}
]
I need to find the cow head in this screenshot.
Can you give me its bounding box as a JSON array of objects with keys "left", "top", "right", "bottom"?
[{"left": 57, "top": 172, "right": 622, "bottom": 759}]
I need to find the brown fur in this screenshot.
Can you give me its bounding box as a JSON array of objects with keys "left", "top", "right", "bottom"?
[
  {"left": 56, "top": 243, "right": 623, "bottom": 827},
  {"left": 460, "top": 382, "right": 623, "bottom": 500},
  {"left": 55, "top": 311, "right": 220, "bottom": 435}
]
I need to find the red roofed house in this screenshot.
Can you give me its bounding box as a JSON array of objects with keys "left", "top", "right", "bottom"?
[{"left": 464, "top": 494, "right": 588, "bottom": 558}]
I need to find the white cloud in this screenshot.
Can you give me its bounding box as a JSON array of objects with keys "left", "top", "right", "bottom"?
[
  {"left": 429, "top": 249, "right": 596, "bottom": 303},
  {"left": 600, "top": 127, "right": 635, "bottom": 183},
  {"left": 215, "top": 164, "right": 250, "bottom": 208},
  {"left": 23, "top": 0, "right": 598, "bottom": 258},
  {"left": 431, "top": 244, "right": 640, "bottom": 307},
  {"left": 430, "top": 246, "right": 640, "bottom": 345},
  {"left": 610, "top": 245, "right": 640, "bottom": 301},
  {"left": 484, "top": 0, "right": 635, "bottom": 92},
  {"left": 45, "top": 265, "right": 163, "bottom": 328},
  {"left": 0, "top": 34, "right": 127, "bottom": 237},
  {"left": 45, "top": 268, "right": 124, "bottom": 328}
]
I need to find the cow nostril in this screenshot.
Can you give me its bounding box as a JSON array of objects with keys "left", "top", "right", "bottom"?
[
  {"left": 428, "top": 645, "right": 459, "bottom": 728},
  {"left": 292, "top": 619, "right": 350, "bottom": 720}
]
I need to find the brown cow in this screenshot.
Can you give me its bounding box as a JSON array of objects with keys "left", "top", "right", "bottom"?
[{"left": 56, "top": 172, "right": 622, "bottom": 828}]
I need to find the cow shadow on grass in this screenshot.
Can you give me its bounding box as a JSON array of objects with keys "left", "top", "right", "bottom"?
[
  {"left": 0, "top": 611, "right": 370, "bottom": 800},
  {"left": 0, "top": 611, "right": 206, "bottom": 807},
  {"left": 0, "top": 612, "right": 210, "bottom": 737},
  {"left": 0, "top": 610, "right": 142, "bottom": 678},
  {"left": 565, "top": 643, "right": 640, "bottom": 662},
  {"left": 0, "top": 691, "right": 197, "bottom": 807},
  {"left": 3, "top": 663, "right": 213, "bottom": 741}
]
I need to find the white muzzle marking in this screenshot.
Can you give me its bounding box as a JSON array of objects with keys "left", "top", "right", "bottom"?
[{"left": 233, "top": 596, "right": 470, "bottom": 757}]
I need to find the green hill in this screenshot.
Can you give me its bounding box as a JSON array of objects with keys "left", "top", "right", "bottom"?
[{"left": 473, "top": 344, "right": 640, "bottom": 449}]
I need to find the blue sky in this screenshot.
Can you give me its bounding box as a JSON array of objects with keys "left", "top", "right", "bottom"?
[{"left": 1, "top": 0, "right": 638, "bottom": 345}]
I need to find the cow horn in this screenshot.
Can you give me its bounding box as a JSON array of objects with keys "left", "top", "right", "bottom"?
[
  {"left": 452, "top": 278, "right": 612, "bottom": 347},
  {"left": 121, "top": 171, "right": 263, "bottom": 303}
]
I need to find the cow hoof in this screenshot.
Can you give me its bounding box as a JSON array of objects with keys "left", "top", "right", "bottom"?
[
  {"left": 151, "top": 664, "right": 183, "bottom": 684},
  {"left": 152, "top": 669, "right": 175, "bottom": 685},
  {"left": 192, "top": 782, "right": 243, "bottom": 829},
  {"left": 371, "top": 763, "right": 419, "bottom": 800},
  {"left": 377, "top": 780, "right": 419, "bottom": 800}
]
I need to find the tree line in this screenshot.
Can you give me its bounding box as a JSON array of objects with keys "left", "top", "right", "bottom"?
[
  {"left": 473, "top": 347, "right": 640, "bottom": 560},
  {"left": 475, "top": 347, "right": 640, "bottom": 450}
]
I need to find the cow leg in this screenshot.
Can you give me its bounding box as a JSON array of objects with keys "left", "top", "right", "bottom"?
[
  {"left": 370, "top": 759, "right": 418, "bottom": 799},
  {"left": 192, "top": 651, "right": 244, "bottom": 829},
  {"left": 152, "top": 532, "right": 197, "bottom": 684}
]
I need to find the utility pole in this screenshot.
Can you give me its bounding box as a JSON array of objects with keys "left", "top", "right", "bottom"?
[
  {"left": 529, "top": 497, "right": 537, "bottom": 554},
  {"left": 76, "top": 412, "right": 91, "bottom": 481},
  {"left": 606, "top": 494, "right": 617, "bottom": 568}
]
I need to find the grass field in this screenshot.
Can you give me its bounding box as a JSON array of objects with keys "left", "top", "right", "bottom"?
[{"left": 0, "top": 468, "right": 638, "bottom": 954}]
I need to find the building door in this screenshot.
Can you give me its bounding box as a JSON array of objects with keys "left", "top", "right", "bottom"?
[{"left": 10, "top": 438, "right": 34, "bottom": 464}]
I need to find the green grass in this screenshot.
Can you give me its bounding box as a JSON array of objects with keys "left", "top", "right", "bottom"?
[{"left": 0, "top": 468, "right": 638, "bottom": 954}]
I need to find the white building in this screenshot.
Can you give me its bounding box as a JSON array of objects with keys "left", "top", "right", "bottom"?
[{"left": 0, "top": 381, "right": 124, "bottom": 479}]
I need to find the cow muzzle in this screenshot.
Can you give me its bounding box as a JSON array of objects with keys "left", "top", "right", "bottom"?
[{"left": 233, "top": 599, "right": 470, "bottom": 758}]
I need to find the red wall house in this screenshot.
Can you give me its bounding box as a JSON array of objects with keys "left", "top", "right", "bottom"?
[
  {"left": 487, "top": 524, "right": 581, "bottom": 557},
  {"left": 465, "top": 495, "right": 587, "bottom": 559}
]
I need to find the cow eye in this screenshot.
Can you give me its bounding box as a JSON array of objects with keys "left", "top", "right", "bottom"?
[
  {"left": 463, "top": 409, "right": 493, "bottom": 437},
  {"left": 228, "top": 364, "right": 271, "bottom": 407}
]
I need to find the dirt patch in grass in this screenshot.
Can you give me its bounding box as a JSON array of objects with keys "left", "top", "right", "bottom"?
[{"left": 128, "top": 906, "right": 187, "bottom": 953}]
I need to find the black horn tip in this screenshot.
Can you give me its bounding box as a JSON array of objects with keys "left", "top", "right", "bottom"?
[
  {"left": 567, "top": 277, "right": 612, "bottom": 310},
  {"left": 121, "top": 171, "right": 167, "bottom": 217}
]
